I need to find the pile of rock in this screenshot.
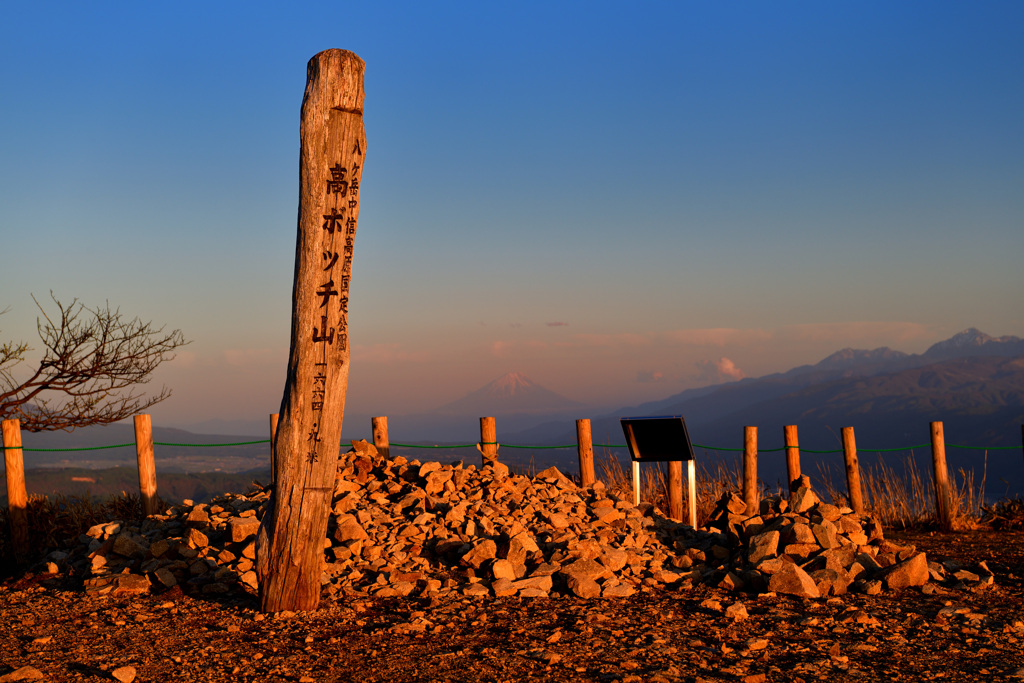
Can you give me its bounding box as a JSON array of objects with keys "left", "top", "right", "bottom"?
[
  {"left": 45, "top": 444, "right": 993, "bottom": 601},
  {"left": 700, "top": 476, "right": 954, "bottom": 598}
]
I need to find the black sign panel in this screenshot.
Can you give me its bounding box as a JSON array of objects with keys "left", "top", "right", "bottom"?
[{"left": 620, "top": 415, "right": 695, "bottom": 462}]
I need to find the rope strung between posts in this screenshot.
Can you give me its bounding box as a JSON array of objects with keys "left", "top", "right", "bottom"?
[
  {"left": 390, "top": 442, "right": 479, "bottom": 449},
  {"left": 1, "top": 439, "right": 271, "bottom": 452},
  {"left": 0, "top": 439, "right": 1017, "bottom": 452}
]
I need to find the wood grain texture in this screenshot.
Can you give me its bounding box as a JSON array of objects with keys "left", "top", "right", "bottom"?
[
  {"left": 930, "top": 421, "right": 953, "bottom": 532},
  {"left": 667, "top": 460, "right": 683, "bottom": 521},
  {"left": 2, "top": 419, "right": 28, "bottom": 561},
  {"left": 134, "top": 414, "right": 158, "bottom": 516},
  {"left": 841, "top": 426, "right": 865, "bottom": 515},
  {"left": 269, "top": 413, "right": 279, "bottom": 484},
  {"left": 372, "top": 416, "right": 390, "bottom": 460},
  {"left": 743, "top": 426, "right": 758, "bottom": 516},
  {"left": 784, "top": 424, "right": 801, "bottom": 493},
  {"left": 479, "top": 417, "right": 497, "bottom": 466},
  {"left": 576, "top": 419, "right": 594, "bottom": 487},
  {"left": 257, "top": 49, "right": 367, "bottom": 612}
]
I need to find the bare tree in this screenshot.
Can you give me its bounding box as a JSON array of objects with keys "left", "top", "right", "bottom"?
[{"left": 0, "top": 293, "right": 188, "bottom": 432}]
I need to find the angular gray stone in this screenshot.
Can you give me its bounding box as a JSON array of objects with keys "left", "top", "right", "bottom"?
[
  {"left": 603, "top": 583, "right": 635, "bottom": 597},
  {"left": 767, "top": 562, "right": 820, "bottom": 599},
  {"left": 491, "top": 558, "right": 517, "bottom": 581},
  {"left": 112, "top": 533, "right": 146, "bottom": 558},
  {"left": 748, "top": 530, "right": 780, "bottom": 565},
  {"left": 229, "top": 517, "right": 260, "bottom": 543},
  {"left": 511, "top": 575, "right": 553, "bottom": 593},
  {"left": 790, "top": 483, "right": 820, "bottom": 514},
  {"left": 565, "top": 574, "right": 601, "bottom": 598},
  {"left": 0, "top": 666, "right": 45, "bottom": 682},
  {"left": 725, "top": 602, "right": 748, "bottom": 621},
  {"left": 460, "top": 540, "right": 497, "bottom": 569},
  {"left": 333, "top": 517, "right": 369, "bottom": 543},
  {"left": 112, "top": 666, "right": 137, "bottom": 683},
  {"left": 560, "top": 558, "right": 611, "bottom": 582},
  {"left": 881, "top": 552, "right": 929, "bottom": 590},
  {"left": 535, "top": 466, "right": 576, "bottom": 489}
]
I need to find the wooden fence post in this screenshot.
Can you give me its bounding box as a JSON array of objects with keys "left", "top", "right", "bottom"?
[
  {"left": 667, "top": 460, "right": 683, "bottom": 521},
  {"left": 257, "top": 49, "right": 367, "bottom": 613},
  {"left": 479, "top": 417, "right": 498, "bottom": 466},
  {"left": 133, "top": 414, "right": 158, "bottom": 517},
  {"left": 372, "top": 416, "right": 390, "bottom": 460},
  {"left": 576, "top": 419, "right": 595, "bottom": 487},
  {"left": 841, "top": 426, "right": 865, "bottom": 514},
  {"left": 2, "top": 419, "right": 29, "bottom": 561},
  {"left": 269, "top": 413, "right": 279, "bottom": 484},
  {"left": 743, "top": 426, "right": 758, "bottom": 515},
  {"left": 784, "top": 424, "right": 801, "bottom": 494},
  {"left": 930, "top": 421, "right": 953, "bottom": 531}
]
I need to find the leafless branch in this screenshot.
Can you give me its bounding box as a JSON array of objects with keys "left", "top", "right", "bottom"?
[{"left": 0, "top": 293, "right": 189, "bottom": 432}]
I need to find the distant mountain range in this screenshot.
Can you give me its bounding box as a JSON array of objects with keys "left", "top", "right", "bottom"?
[
  {"left": 505, "top": 328, "right": 1024, "bottom": 496},
  {"left": 10, "top": 328, "right": 1023, "bottom": 499},
  {"left": 510, "top": 328, "right": 1024, "bottom": 443}
]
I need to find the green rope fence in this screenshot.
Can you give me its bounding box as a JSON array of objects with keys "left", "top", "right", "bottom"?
[
  {"left": 0, "top": 439, "right": 271, "bottom": 452},
  {"left": 0, "top": 439, "right": 1017, "bottom": 453}
]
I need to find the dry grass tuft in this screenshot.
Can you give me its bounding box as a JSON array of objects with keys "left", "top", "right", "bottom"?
[
  {"left": 817, "top": 453, "right": 986, "bottom": 530},
  {"left": 598, "top": 448, "right": 988, "bottom": 531},
  {"left": 0, "top": 491, "right": 151, "bottom": 570},
  {"left": 595, "top": 451, "right": 752, "bottom": 527}
]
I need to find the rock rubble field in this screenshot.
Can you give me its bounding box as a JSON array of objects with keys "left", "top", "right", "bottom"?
[
  {"left": 4, "top": 441, "right": 1024, "bottom": 682},
  {"left": 50, "top": 441, "right": 994, "bottom": 602}
]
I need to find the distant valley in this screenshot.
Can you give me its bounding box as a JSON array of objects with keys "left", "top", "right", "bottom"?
[{"left": 6, "top": 328, "right": 1023, "bottom": 502}]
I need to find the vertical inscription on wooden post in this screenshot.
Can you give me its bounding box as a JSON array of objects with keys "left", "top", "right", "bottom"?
[{"left": 257, "top": 49, "right": 366, "bottom": 613}]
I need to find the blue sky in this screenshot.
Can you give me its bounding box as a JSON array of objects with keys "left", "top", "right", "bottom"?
[{"left": 2, "top": 1, "right": 1022, "bottom": 429}]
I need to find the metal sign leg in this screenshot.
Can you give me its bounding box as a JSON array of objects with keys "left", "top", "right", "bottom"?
[
  {"left": 632, "top": 461, "right": 641, "bottom": 506},
  {"left": 687, "top": 459, "right": 697, "bottom": 528}
]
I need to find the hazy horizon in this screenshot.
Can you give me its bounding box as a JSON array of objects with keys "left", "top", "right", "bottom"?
[{"left": 3, "top": 2, "right": 1022, "bottom": 428}]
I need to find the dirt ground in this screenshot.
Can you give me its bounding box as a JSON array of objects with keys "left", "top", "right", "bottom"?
[{"left": 0, "top": 530, "right": 1022, "bottom": 683}]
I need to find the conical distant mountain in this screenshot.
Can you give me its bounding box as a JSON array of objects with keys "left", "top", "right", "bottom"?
[{"left": 433, "top": 372, "right": 586, "bottom": 415}]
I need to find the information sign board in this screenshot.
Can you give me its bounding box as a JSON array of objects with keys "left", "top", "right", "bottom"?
[{"left": 620, "top": 415, "right": 695, "bottom": 462}]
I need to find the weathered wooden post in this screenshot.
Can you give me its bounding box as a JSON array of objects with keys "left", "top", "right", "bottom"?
[
  {"left": 784, "top": 424, "right": 801, "bottom": 493},
  {"left": 743, "top": 426, "right": 758, "bottom": 515},
  {"left": 667, "top": 460, "right": 683, "bottom": 521},
  {"left": 2, "top": 419, "right": 29, "bottom": 561},
  {"left": 841, "top": 426, "right": 864, "bottom": 514},
  {"left": 576, "top": 419, "right": 595, "bottom": 487},
  {"left": 257, "top": 49, "right": 367, "bottom": 613},
  {"left": 479, "top": 417, "right": 498, "bottom": 466},
  {"left": 372, "top": 416, "right": 390, "bottom": 459},
  {"left": 930, "top": 421, "right": 953, "bottom": 531},
  {"left": 133, "top": 414, "right": 158, "bottom": 516},
  {"left": 269, "top": 413, "right": 279, "bottom": 484}
]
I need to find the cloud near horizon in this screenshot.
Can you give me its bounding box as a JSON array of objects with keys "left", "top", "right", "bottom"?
[
  {"left": 695, "top": 357, "right": 746, "bottom": 383},
  {"left": 636, "top": 370, "right": 665, "bottom": 383}
]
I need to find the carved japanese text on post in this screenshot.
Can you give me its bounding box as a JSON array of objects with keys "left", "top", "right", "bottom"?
[{"left": 257, "top": 49, "right": 366, "bottom": 613}]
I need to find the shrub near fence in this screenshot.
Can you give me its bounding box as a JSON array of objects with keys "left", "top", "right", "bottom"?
[{"left": 2, "top": 415, "right": 1022, "bottom": 563}]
